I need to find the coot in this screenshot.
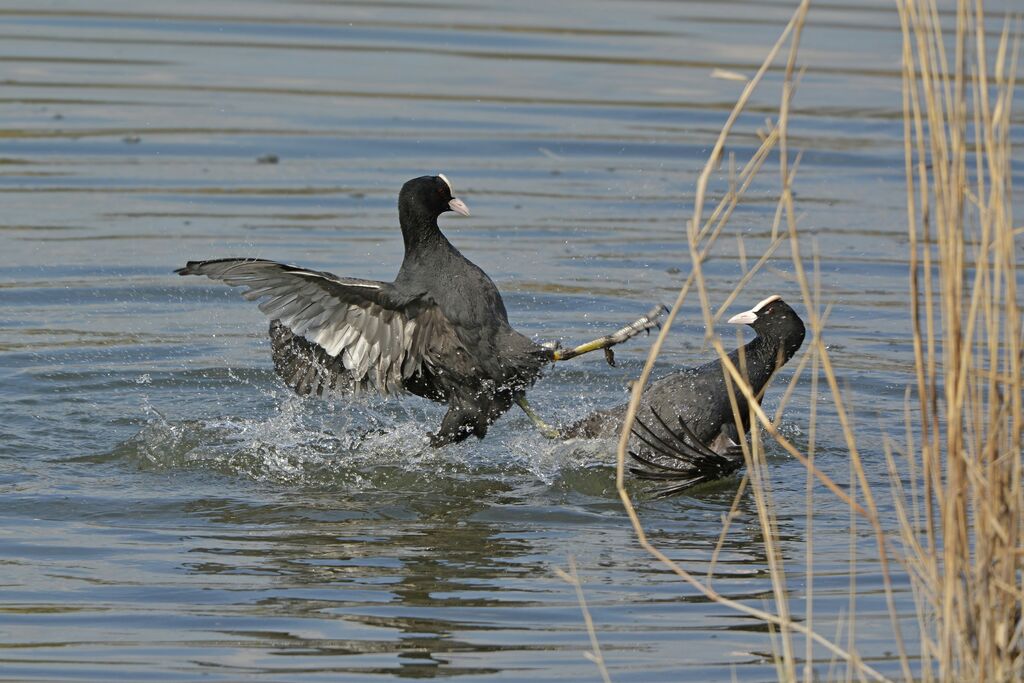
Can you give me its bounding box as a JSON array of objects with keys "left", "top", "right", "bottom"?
[
  {"left": 178, "top": 175, "right": 662, "bottom": 446},
  {"left": 565, "top": 295, "right": 806, "bottom": 496}
]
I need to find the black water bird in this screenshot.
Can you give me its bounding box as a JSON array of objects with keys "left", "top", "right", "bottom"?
[
  {"left": 565, "top": 295, "right": 806, "bottom": 497},
  {"left": 177, "top": 174, "right": 662, "bottom": 446}
]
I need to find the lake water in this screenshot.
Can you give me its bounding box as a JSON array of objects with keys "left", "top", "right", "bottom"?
[{"left": 1, "top": 1, "right": 1021, "bottom": 681}]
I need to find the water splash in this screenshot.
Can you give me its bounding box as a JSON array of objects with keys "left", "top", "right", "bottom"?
[{"left": 106, "top": 390, "right": 631, "bottom": 497}]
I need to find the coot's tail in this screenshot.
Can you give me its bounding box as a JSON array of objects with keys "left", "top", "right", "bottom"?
[{"left": 628, "top": 408, "right": 745, "bottom": 498}]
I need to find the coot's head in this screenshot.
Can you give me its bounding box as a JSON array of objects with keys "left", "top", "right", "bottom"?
[
  {"left": 727, "top": 295, "right": 806, "bottom": 359},
  {"left": 399, "top": 174, "right": 470, "bottom": 220}
]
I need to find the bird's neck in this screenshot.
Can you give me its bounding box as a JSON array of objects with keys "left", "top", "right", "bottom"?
[
  {"left": 399, "top": 207, "right": 447, "bottom": 257},
  {"left": 735, "top": 333, "right": 789, "bottom": 393}
]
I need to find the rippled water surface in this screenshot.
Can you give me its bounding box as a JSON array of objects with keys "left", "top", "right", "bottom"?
[{"left": 1, "top": 1, "right": 1021, "bottom": 681}]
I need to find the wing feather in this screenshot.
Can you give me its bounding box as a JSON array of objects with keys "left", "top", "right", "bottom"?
[{"left": 177, "top": 258, "right": 462, "bottom": 395}]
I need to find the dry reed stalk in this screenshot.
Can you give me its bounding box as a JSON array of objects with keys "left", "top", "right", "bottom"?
[
  {"left": 612, "top": 0, "right": 1020, "bottom": 680},
  {"left": 611, "top": 0, "right": 893, "bottom": 680},
  {"left": 555, "top": 556, "right": 613, "bottom": 683},
  {"left": 895, "top": 0, "right": 1022, "bottom": 679}
]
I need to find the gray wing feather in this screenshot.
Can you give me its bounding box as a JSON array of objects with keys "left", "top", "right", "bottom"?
[{"left": 177, "top": 258, "right": 453, "bottom": 395}]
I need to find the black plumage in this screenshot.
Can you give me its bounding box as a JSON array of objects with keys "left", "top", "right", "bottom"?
[
  {"left": 565, "top": 296, "right": 806, "bottom": 496},
  {"left": 177, "top": 175, "right": 552, "bottom": 446}
]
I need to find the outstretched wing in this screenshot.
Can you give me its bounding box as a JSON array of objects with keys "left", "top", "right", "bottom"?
[{"left": 177, "top": 258, "right": 456, "bottom": 395}]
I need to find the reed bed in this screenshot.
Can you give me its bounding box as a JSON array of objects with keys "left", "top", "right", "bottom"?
[{"left": 611, "top": 0, "right": 1022, "bottom": 680}]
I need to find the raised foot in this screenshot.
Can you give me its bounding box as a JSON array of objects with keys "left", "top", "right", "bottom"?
[{"left": 552, "top": 304, "right": 668, "bottom": 364}]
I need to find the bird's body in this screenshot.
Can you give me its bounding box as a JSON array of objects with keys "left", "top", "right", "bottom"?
[
  {"left": 566, "top": 296, "right": 806, "bottom": 496},
  {"left": 386, "top": 218, "right": 549, "bottom": 439},
  {"left": 179, "top": 175, "right": 549, "bottom": 445}
]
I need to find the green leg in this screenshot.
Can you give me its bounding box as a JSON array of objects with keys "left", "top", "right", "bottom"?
[
  {"left": 552, "top": 305, "right": 666, "bottom": 364},
  {"left": 515, "top": 395, "right": 561, "bottom": 439}
]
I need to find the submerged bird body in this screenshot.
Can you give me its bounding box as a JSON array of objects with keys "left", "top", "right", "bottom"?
[
  {"left": 567, "top": 296, "right": 806, "bottom": 496},
  {"left": 179, "top": 175, "right": 549, "bottom": 445}
]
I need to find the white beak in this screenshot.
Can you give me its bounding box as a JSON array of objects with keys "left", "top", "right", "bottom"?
[
  {"left": 727, "top": 309, "right": 758, "bottom": 325},
  {"left": 448, "top": 197, "right": 470, "bottom": 216}
]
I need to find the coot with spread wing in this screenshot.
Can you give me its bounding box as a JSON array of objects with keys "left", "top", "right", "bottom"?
[{"left": 178, "top": 175, "right": 662, "bottom": 445}]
